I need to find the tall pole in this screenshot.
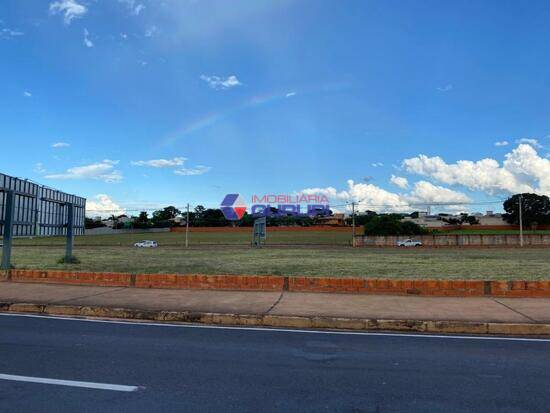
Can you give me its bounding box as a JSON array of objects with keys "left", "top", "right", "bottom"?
[
  {"left": 1, "top": 190, "right": 15, "bottom": 270},
  {"left": 185, "top": 203, "right": 189, "bottom": 248},
  {"left": 352, "top": 201, "right": 356, "bottom": 247},
  {"left": 65, "top": 202, "right": 74, "bottom": 262},
  {"left": 519, "top": 194, "right": 524, "bottom": 247}
]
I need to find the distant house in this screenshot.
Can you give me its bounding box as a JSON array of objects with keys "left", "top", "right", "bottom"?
[
  {"left": 477, "top": 211, "right": 506, "bottom": 226},
  {"left": 101, "top": 214, "right": 133, "bottom": 228},
  {"left": 402, "top": 211, "right": 510, "bottom": 228},
  {"left": 402, "top": 213, "right": 446, "bottom": 228},
  {"left": 315, "top": 213, "right": 345, "bottom": 226}
]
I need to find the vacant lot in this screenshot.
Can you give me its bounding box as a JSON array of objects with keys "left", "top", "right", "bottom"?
[
  {"left": 9, "top": 243, "right": 550, "bottom": 280},
  {"left": 12, "top": 230, "right": 352, "bottom": 247}
]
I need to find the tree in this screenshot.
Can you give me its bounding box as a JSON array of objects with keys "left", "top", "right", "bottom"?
[
  {"left": 133, "top": 211, "right": 151, "bottom": 229},
  {"left": 151, "top": 206, "right": 181, "bottom": 227},
  {"left": 462, "top": 215, "right": 479, "bottom": 225},
  {"left": 194, "top": 205, "right": 206, "bottom": 218},
  {"left": 503, "top": 193, "right": 550, "bottom": 228},
  {"left": 363, "top": 214, "right": 428, "bottom": 236},
  {"left": 441, "top": 213, "right": 479, "bottom": 226},
  {"left": 84, "top": 217, "right": 106, "bottom": 229}
]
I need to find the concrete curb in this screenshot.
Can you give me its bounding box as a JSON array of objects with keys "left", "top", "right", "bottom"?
[
  {"left": 4, "top": 269, "right": 550, "bottom": 297},
  {"left": 2, "top": 302, "right": 549, "bottom": 336}
]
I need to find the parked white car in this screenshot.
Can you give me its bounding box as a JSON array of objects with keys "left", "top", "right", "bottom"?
[
  {"left": 134, "top": 240, "right": 158, "bottom": 248},
  {"left": 397, "top": 239, "right": 422, "bottom": 247}
]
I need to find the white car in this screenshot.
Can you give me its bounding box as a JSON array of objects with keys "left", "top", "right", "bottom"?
[
  {"left": 134, "top": 240, "right": 158, "bottom": 248},
  {"left": 397, "top": 239, "right": 422, "bottom": 247}
]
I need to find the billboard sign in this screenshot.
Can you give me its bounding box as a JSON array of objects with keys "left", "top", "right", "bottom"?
[{"left": 0, "top": 173, "right": 86, "bottom": 237}]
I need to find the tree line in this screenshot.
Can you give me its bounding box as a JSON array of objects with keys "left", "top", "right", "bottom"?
[
  {"left": 85, "top": 193, "right": 550, "bottom": 234},
  {"left": 85, "top": 205, "right": 321, "bottom": 229}
]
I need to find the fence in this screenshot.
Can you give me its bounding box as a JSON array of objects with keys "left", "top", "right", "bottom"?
[
  {"left": 0, "top": 173, "right": 86, "bottom": 269},
  {"left": 356, "top": 234, "right": 550, "bottom": 247}
]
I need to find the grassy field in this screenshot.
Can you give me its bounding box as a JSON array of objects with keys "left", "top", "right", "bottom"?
[
  {"left": 8, "top": 243, "right": 550, "bottom": 280},
  {"left": 12, "top": 230, "right": 353, "bottom": 247}
]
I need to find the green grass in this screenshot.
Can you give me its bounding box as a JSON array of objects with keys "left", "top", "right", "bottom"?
[
  {"left": 12, "top": 230, "right": 352, "bottom": 247},
  {"left": 8, "top": 244, "right": 550, "bottom": 280}
]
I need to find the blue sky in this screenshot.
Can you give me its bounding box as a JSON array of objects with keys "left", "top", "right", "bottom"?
[{"left": 2, "top": 0, "right": 550, "bottom": 216}]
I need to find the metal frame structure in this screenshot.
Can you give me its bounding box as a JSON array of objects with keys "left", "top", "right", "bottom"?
[
  {"left": 0, "top": 173, "right": 86, "bottom": 269},
  {"left": 252, "top": 217, "right": 267, "bottom": 248}
]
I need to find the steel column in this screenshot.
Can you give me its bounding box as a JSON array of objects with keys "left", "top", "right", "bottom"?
[
  {"left": 65, "top": 202, "right": 74, "bottom": 262},
  {"left": 1, "top": 190, "right": 16, "bottom": 270}
]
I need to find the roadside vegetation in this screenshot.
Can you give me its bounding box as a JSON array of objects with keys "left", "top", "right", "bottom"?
[
  {"left": 9, "top": 243, "right": 550, "bottom": 280},
  {"left": 13, "top": 230, "right": 352, "bottom": 247}
]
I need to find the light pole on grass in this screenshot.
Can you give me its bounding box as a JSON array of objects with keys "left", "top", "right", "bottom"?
[
  {"left": 351, "top": 201, "right": 356, "bottom": 247},
  {"left": 185, "top": 203, "right": 190, "bottom": 248},
  {"left": 519, "top": 194, "right": 524, "bottom": 247}
]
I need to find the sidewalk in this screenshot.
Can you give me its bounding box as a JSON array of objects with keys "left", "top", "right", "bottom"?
[{"left": 1, "top": 282, "right": 550, "bottom": 334}]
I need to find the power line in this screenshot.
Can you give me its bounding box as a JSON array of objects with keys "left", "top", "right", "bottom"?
[{"left": 86, "top": 199, "right": 509, "bottom": 214}]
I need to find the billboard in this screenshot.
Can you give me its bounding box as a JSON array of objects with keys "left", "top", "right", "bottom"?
[{"left": 0, "top": 173, "right": 86, "bottom": 237}]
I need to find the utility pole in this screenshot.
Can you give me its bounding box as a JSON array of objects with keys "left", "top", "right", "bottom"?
[
  {"left": 185, "top": 203, "right": 189, "bottom": 248},
  {"left": 351, "top": 201, "right": 356, "bottom": 247},
  {"left": 519, "top": 194, "right": 524, "bottom": 247}
]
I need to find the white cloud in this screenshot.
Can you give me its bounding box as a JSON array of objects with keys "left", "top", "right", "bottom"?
[
  {"left": 131, "top": 157, "right": 186, "bottom": 168},
  {"left": 0, "top": 28, "right": 24, "bottom": 39},
  {"left": 437, "top": 84, "right": 453, "bottom": 92},
  {"left": 301, "top": 187, "right": 340, "bottom": 198},
  {"left": 174, "top": 166, "right": 211, "bottom": 176},
  {"left": 34, "top": 163, "right": 47, "bottom": 174},
  {"left": 86, "top": 194, "right": 125, "bottom": 217},
  {"left": 119, "top": 0, "right": 145, "bottom": 15},
  {"left": 200, "top": 74, "right": 242, "bottom": 90},
  {"left": 302, "top": 179, "right": 470, "bottom": 213},
  {"left": 495, "top": 140, "right": 509, "bottom": 147},
  {"left": 371, "top": 162, "right": 384, "bottom": 167},
  {"left": 49, "top": 0, "right": 87, "bottom": 25},
  {"left": 23, "top": 91, "right": 32, "bottom": 97},
  {"left": 52, "top": 142, "right": 70, "bottom": 148},
  {"left": 406, "top": 181, "right": 470, "bottom": 206},
  {"left": 286, "top": 91, "right": 297, "bottom": 98},
  {"left": 131, "top": 157, "right": 210, "bottom": 176},
  {"left": 83, "top": 28, "right": 93, "bottom": 48},
  {"left": 516, "top": 138, "right": 541, "bottom": 148},
  {"left": 44, "top": 160, "right": 122, "bottom": 183},
  {"left": 390, "top": 175, "right": 408, "bottom": 189},
  {"left": 403, "top": 143, "right": 550, "bottom": 195},
  {"left": 144, "top": 25, "right": 158, "bottom": 38}
]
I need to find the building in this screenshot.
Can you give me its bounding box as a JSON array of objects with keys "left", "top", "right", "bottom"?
[
  {"left": 315, "top": 213, "right": 345, "bottom": 226},
  {"left": 402, "top": 211, "right": 510, "bottom": 229}
]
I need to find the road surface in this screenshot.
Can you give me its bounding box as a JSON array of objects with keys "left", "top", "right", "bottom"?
[{"left": 0, "top": 313, "right": 549, "bottom": 412}]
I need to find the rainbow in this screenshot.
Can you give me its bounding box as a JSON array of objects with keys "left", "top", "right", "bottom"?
[
  {"left": 163, "top": 81, "right": 352, "bottom": 145},
  {"left": 163, "top": 91, "right": 290, "bottom": 145}
]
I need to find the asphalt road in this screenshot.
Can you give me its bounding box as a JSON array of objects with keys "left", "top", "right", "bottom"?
[{"left": 0, "top": 314, "right": 549, "bottom": 412}]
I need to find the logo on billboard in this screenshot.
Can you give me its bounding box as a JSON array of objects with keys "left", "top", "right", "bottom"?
[
  {"left": 220, "top": 193, "right": 331, "bottom": 221},
  {"left": 220, "top": 194, "right": 247, "bottom": 221}
]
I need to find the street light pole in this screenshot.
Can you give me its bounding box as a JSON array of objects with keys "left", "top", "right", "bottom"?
[
  {"left": 519, "top": 194, "right": 524, "bottom": 247},
  {"left": 185, "top": 203, "right": 189, "bottom": 248},
  {"left": 351, "top": 202, "right": 356, "bottom": 247}
]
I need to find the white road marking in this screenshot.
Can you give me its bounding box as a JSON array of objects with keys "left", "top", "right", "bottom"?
[
  {"left": 1, "top": 312, "right": 549, "bottom": 343},
  {"left": 0, "top": 373, "right": 139, "bottom": 392}
]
